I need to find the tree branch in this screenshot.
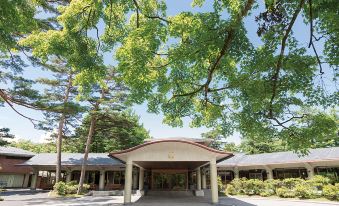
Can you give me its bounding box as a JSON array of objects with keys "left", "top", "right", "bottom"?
[
  {"left": 269, "top": 0, "right": 306, "bottom": 118},
  {"left": 170, "top": 0, "right": 254, "bottom": 101}
]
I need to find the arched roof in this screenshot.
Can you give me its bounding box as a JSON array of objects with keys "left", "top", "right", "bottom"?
[{"left": 109, "top": 139, "right": 233, "bottom": 166}]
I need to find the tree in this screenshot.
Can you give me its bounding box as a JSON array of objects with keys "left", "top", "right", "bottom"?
[
  {"left": 36, "top": 58, "right": 84, "bottom": 183},
  {"left": 11, "top": 139, "right": 57, "bottom": 153},
  {"left": 0, "top": 0, "right": 70, "bottom": 119},
  {"left": 71, "top": 109, "right": 149, "bottom": 153},
  {"left": 0, "top": 128, "right": 15, "bottom": 146},
  {"left": 19, "top": 0, "right": 338, "bottom": 155},
  {"left": 113, "top": 0, "right": 338, "bottom": 153},
  {"left": 76, "top": 68, "right": 127, "bottom": 194}
]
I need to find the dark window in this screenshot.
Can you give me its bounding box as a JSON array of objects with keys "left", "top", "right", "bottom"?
[{"left": 273, "top": 168, "right": 308, "bottom": 179}]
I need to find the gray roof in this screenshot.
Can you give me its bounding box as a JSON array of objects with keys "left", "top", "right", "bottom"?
[
  {"left": 20, "top": 153, "right": 123, "bottom": 167},
  {"left": 218, "top": 147, "right": 339, "bottom": 167},
  {"left": 0, "top": 146, "right": 35, "bottom": 157}
]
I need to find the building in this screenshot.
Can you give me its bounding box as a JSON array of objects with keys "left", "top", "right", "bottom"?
[
  {"left": 0, "top": 146, "right": 35, "bottom": 188},
  {"left": 14, "top": 138, "right": 339, "bottom": 204}
]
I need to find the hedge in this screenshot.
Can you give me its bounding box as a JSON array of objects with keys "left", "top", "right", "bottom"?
[{"left": 225, "top": 175, "right": 339, "bottom": 201}]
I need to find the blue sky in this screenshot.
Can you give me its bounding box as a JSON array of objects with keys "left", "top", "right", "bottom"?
[{"left": 0, "top": 0, "right": 332, "bottom": 144}]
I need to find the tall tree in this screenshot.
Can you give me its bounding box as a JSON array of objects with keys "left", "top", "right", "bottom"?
[
  {"left": 76, "top": 68, "right": 127, "bottom": 194},
  {"left": 36, "top": 58, "right": 83, "bottom": 183},
  {"left": 0, "top": 0, "right": 69, "bottom": 119},
  {"left": 20, "top": 0, "right": 338, "bottom": 155}
]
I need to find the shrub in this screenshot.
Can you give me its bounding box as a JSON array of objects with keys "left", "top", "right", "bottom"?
[
  {"left": 308, "top": 175, "right": 331, "bottom": 190},
  {"left": 53, "top": 181, "right": 91, "bottom": 196},
  {"left": 261, "top": 179, "right": 280, "bottom": 196},
  {"left": 323, "top": 184, "right": 339, "bottom": 201},
  {"left": 53, "top": 181, "right": 67, "bottom": 196},
  {"left": 226, "top": 184, "right": 237, "bottom": 195},
  {"left": 242, "top": 179, "right": 264, "bottom": 196},
  {"left": 217, "top": 176, "right": 225, "bottom": 193},
  {"left": 295, "top": 182, "right": 317, "bottom": 199},
  {"left": 281, "top": 178, "right": 304, "bottom": 189},
  {"left": 276, "top": 187, "right": 296, "bottom": 198}
]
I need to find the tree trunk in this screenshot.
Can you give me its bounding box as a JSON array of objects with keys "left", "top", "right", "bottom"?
[
  {"left": 55, "top": 74, "right": 73, "bottom": 183},
  {"left": 77, "top": 114, "right": 97, "bottom": 194},
  {"left": 55, "top": 114, "right": 65, "bottom": 183}
]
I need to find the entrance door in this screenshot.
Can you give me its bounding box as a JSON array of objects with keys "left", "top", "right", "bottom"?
[{"left": 152, "top": 171, "right": 187, "bottom": 190}]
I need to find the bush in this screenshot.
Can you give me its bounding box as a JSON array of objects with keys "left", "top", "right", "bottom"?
[
  {"left": 308, "top": 175, "right": 331, "bottom": 190},
  {"left": 217, "top": 176, "right": 225, "bottom": 193},
  {"left": 295, "top": 182, "right": 317, "bottom": 199},
  {"left": 281, "top": 178, "right": 304, "bottom": 189},
  {"left": 242, "top": 179, "right": 264, "bottom": 196},
  {"left": 323, "top": 184, "right": 339, "bottom": 201},
  {"left": 53, "top": 181, "right": 67, "bottom": 196},
  {"left": 276, "top": 187, "right": 296, "bottom": 198},
  {"left": 53, "top": 181, "right": 90, "bottom": 196},
  {"left": 226, "top": 184, "right": 237, "bottom": 195},
  {"left": 226, "top": 176, "right": 339, "bottom": 200}
]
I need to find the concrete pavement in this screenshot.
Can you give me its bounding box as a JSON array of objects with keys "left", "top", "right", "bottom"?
[{"left": 1, "top": 189, "right": 339, "bottom": 206}]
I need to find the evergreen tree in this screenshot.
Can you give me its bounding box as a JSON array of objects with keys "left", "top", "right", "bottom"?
[
  {"left": 72, "top": 109, "right": 149, "bottom": 153},
  {"left": 0, "top": 128, "right": 15, "bottom": 146},
  {"left": 37, "top": 58, "right": 84, "bottom": 183},
  {"left": 77, "top": 68, "right": 128, "bottom": 194}
]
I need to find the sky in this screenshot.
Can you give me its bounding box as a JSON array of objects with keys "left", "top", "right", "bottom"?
[{"left": 0, "top": 0, "right": 332, "bottom": 144}]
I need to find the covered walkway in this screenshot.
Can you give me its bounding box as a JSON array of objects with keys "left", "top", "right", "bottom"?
[{"left": 110, "top": 139, "right": 233, "bottom": 204}]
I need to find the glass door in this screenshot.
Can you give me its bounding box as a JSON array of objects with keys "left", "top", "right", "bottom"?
[{"left": 152, "top": 171, "right": 187, "bottom": 190}]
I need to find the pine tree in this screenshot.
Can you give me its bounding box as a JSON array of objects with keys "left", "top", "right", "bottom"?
[
  {"left": 37, "top": 58, "right": 84, "bottom": 182},
  {"left": 77, "top": 68, "right": 127, "bottom": 194}
]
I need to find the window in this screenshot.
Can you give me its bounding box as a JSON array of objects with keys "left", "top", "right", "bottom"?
[{"left": 273, "top": 168, "right": 308, "bottom": 179}]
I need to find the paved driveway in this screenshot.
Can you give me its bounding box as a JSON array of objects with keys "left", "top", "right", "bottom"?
[{"left": 1, "top": 190, "right": 339, "bottom": 206}]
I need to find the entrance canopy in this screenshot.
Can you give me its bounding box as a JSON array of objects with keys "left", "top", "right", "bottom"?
[{"left": 109, "top": 139, "right": 233, "bottom": 169}]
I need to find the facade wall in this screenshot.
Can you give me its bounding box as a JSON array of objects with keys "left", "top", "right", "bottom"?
[
  {"left": 0, "top": 155, "right": 33, "bottom": 188},
  {"left": 0, "top": 155, "right": 32, "bottom": 174}
]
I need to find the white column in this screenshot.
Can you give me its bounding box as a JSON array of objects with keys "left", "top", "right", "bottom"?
[
  {"left": 124, "top": 160, "right": 133, "bottom": 204},
  {"left": 99, "top": 170, "right": 105, "bottom": 191},
  {"left": 234, "top": 167, "right": 239, "bottom": 179},
  {"left": 305, "top": 163, "right": 314, "bottom": 179},
  {"left": 267, "top": 169, "right": 273, "bottom": 180},
  {"left": 66, "top": 171, "right": 72, "bottom": 182},
  {"left": 133, "top": 169, "right": 138, "bottom": 190},
  {"left": 202, "top": 169, "right": 207, "bottom": 189},
  {"left": 197, "top": 167, "right": 201, "bottom": 190},
  {"left": 138, "top": 168, "right": 144, "bottom": 191},
  {"left": 210, "top": 159, "right": 218, "bottom": 204},
  {"left": 30, "top": 168, "right": 39, "bottom": 190}
]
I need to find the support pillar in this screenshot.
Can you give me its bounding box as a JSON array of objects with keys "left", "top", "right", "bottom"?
[
  {"left": 30, "top": 168, "right": 39, "bottom": 190},
  {"left": 124, "top": 160, "right": 133, "bottom": 204},
  {"left": 202, "top": 169, "right": 207, "bottom": 189},
  {"left": 132, "top": 169, "right": 138, "bottom": 190},
  {"left": 305, "top": 163, "right": 314, "bottom": 179},
  {"left": 197, "top": 167, "right": 201, "bottom": 190},
  {"left": 99, "top": 170, "right": 105, "bottom": 191},
  {"left": 210, "top": 159, "right": 218, "bottom": 204},
  {"left": 138, "top": 168, "right": 144, "bottom": 191},
  {"left": 66, "top": 171, "right": 72, "bottom": 183},
  {"left": 23, "top": 174, "right": 29, "bottom": 187},
  {"left": 234, "top": 167, "right": 239, "bottom": 179},
  {"left": 264, "top": 166, "right": 273, "bottom": 180},
  {"left": 194, "top": 167, "right": 204, "bottom": 196}
]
